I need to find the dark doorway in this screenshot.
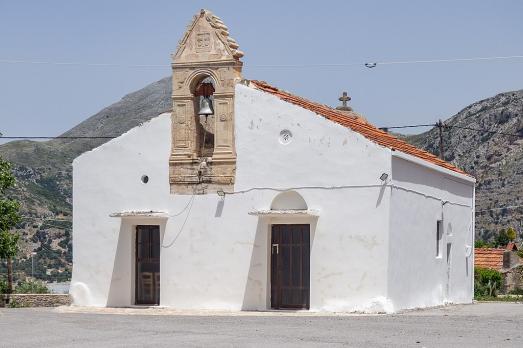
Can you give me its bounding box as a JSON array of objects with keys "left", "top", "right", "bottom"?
[
  {"left": 271, "top": 224, "right": 310, "bottom": 309},
  {"left": 135, "top": 225, "right": 160, "bottom": 305}
]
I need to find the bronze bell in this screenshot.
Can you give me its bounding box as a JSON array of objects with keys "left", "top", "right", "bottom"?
[{"left": 198, "top": 96, "right": 214, "bottom": 116}]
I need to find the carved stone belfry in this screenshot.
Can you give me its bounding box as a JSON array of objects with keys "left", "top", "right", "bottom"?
[{"left": 169, "top": 9, "right": 244, "bottom": 194}]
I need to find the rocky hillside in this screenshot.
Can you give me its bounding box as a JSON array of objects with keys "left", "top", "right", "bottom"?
[
  {"left": 407, "top": 89, "right": 523, "bottom": 242},
  {"left": 0, "top": 77, "right": 521, "bottom": 281},
  {"left": 0, "top": 77, "right": 172, "bottom": 282}
]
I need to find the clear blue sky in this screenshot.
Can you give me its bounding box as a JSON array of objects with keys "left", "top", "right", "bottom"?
[{"left": 1, "top": 0, "right": 522, "bottom": 140}]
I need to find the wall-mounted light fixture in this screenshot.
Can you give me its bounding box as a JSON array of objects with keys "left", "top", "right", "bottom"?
[
  {"left": 217, "top": 189, "right": 225, "bottom": 198},
  {"left": 379, "top": 173, "right": 389, "bottom": 182}
]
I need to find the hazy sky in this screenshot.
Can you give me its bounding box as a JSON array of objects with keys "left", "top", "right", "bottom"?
[{"left": 1, "top": 0, "right": 522, "bottom": 141}]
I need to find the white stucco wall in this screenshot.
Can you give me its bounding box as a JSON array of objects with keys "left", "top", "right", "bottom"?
[
  {"left": 72, "top": 84, "right": 395, "bottom": 312},
  {"left": 71, "top": 83, "right": 474, "bottom": 312},
  {"left": 387, "top": 154, "right": 475, "bottom": 310}
]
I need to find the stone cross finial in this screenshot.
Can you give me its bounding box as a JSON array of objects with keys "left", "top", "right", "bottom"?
[
  {"left": 339, "top": 92, "right": 351, "bottom": 106},
  {"left": 336, "top": 91, "right": 353, "bottom": 112}
]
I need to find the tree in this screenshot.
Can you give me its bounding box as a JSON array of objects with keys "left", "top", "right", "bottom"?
[
  {"left": 15, "top": 279, "right": 49, "bottom": 294},
  {"left": 0, "top": 158, "right": 21, "bottom": 294},
  {"left": 494, "top": 229, "right": 510, "bottom": 248},
  {"left": 506, "top": 227, "right": 517, "bottom": 242}
]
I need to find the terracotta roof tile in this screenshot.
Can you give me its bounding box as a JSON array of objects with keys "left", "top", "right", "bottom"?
[
  {"left": 474, "top": 248, "right": 505, "bottom": 271},
  {"left": 249, "top": 80, "right": 470, "bottom": 177},
  {"left": 506, "top": 242, "right": 519, "bottom": 251}
]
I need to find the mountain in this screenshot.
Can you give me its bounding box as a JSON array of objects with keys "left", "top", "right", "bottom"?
[
  {"left": 0, "top": 77, "right": 172, "bottom": 281},
  {"left": 0, "top": 77, "right": 522, "bottom": 281},
  {"left": 407, "top": 89, "right": 523, "bottom": 242}
]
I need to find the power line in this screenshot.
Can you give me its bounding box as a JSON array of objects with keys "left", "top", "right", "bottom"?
[
  {"left": 371, "top": 55, "right": 523, "bottom": 67},
  {"left": 0, "top": 136, "right": 116, "bottom": 140},
  {"left": 445, "top": 124, "right": 523, "bottom": 138},
  {"left": 380, "top": 123, "right": 523, "bottom": 138},
  {"left": 3, "top": 122, "right": 522, "bottom": 140},
  {"left": 0, "top": 59, "right": 167, "bottom": 68},
  {"left": 379, "top": 124, "right": 436, "bottom": 131},
  {"left": 1, "top": 54, "right": 522, "bottom": 69}
]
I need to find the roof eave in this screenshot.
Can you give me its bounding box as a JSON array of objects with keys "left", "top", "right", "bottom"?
[{"left": 392, "top": 149, "right": 476, "bottom": 184}]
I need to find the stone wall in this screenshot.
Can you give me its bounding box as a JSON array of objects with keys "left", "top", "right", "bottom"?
[
  {"left": 503, "top": 265, "right": 523, "bottom": 293},
  {"left": 1, "top": 294, "right": 71, "bottom": 308}
]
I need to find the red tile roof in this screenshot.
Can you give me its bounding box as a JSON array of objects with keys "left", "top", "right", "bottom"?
[
  {"left": 249, "top": 80, "right": 470, "bottom": 177},
  {"left": 506, "top": 242, "right": 519, "bottom": 251},
  {"left": 474, "top": 248, "right": 505, "bottom": 270}
]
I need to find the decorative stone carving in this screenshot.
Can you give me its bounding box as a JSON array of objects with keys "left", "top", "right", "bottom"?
[
  {"left": 169, "top": 9, "right": 243, "bottom": 194},
  {"left": 195, "top": 32, "right": 211, "bottom": 52}
]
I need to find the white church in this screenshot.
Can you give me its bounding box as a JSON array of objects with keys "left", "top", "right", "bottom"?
[{"left": 71, "top": 9, "right": 475, "bottom": 313}]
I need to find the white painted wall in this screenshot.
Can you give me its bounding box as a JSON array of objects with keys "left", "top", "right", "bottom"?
[
  {"left": 387, "top": 155, "right": 474, "bottom": 310},
  {"left": 71, "top": 83, "right": 473, "bottom": 313}
]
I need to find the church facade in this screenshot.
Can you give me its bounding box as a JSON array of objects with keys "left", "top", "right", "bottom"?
[{"left": 70, "top": 9, "right": 475, "bottom": 313}]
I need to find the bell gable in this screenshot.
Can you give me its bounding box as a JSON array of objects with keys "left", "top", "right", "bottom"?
[{"left": 169, "top": 9, "right": 243, "bottom": 194}]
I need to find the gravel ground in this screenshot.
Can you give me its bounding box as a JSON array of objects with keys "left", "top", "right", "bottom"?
[{"left": 1, "top": 302, "right": 522, "bottom": 347}]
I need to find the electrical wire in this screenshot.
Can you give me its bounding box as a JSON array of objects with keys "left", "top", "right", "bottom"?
[
  {"left": 0, "top": 59, "right": 167, "bottom": 68},
  {"left": 161, "top": 193, "right": 195, "bottom": 248},
  {"left": 4, "top": 123, "right": 523, "bottom": 140},
  {"left": 379, "top": 123, "right": 523, "bottom": 138},
  {"left": 370, "top": 55, "right": 523, "bottom": 66},
  {"left": 445, "top": 124, "right": 523, "bottom": 138},
  {"left": 169, "top": 194, "right": 196, "bottom": 217},
  {"left": 0, "top": 136, "right": 116, "bottom": 140},
  {"left": 4, "top": 122, "right": 522, "bottom": 140},
  {"left": 379, "top": 124, "right": 436, "bottom": 131},
  {"left": 1, "top": 54, "right": 522, "bottom": 69}
]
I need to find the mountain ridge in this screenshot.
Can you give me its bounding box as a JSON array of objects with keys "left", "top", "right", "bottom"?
[{"left": 0, "top": 78, "right": 521, "bottom": 281}]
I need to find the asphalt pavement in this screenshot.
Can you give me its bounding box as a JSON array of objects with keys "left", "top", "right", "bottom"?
[{"left": 1, "top": 302, "right": 522, "bottom": 347}]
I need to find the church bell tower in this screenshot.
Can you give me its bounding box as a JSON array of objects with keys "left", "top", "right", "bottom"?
[{"left": 169, "top": 9, "right": 244, "bottom": 194}]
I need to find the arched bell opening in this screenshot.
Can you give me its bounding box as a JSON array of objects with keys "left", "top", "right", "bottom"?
[{"left": 191, "top": 75, "right": 216, "bottom": 158}]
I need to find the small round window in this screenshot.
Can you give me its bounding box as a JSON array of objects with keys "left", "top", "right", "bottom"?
[
  {"left": 141, "top": 175, "right": 149, "bottom": 184},
  {"left": 279, "top": 129, "right": 293, "bottom": 145}
]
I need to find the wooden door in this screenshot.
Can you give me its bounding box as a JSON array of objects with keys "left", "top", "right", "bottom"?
[
  {"left": 271, "top": 224, "right": 310, "bottom": 309},
  {"left": 135, "top": 225, "right": 160, "bottom": 305}
]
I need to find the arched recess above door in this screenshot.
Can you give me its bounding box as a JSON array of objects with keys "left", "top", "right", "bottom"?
[{"left": 270, "top": 191, "right": 308, "bottom": 211}]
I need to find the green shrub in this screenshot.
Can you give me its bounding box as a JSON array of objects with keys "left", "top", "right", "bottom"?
[
  {"left": 474, "top": 267, "right": 503, "bottom": 298},
  {"left": 7, "top": 298, "right": 25, "bottom": 308},
  {"left": 14, "top": 279, "right": 49, "bottom": 294},
  {"left": 0, "top": 277, "right": 7, "bottom": 294},
  {"left": 509, "top": 288, "right": 523, "bottom": 295},
  {"left": 506, "top": 227, "right": 517, "bottom": 242},
  {"left": 474, "top": 240, "right": 494, "bottom": 248},
  {"left": 494, "top": 229, "right": 510, "bottom": 248}
]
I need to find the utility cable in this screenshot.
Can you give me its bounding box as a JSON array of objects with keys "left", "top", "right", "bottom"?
[
  {"left": 161, "top": 193, "right": 195, "bottom": 248},
  {"left": 0, "top": 136, "right": 116, "bottom": 140},
  {"left": 379, "top": 123, "right": 523, "bottom": 138},
  {"left": 1, "top": 54, "right": 522, "bottom": 69},
  {"left": 444, "top": 124, "right": 522, "bottom": 138}
]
